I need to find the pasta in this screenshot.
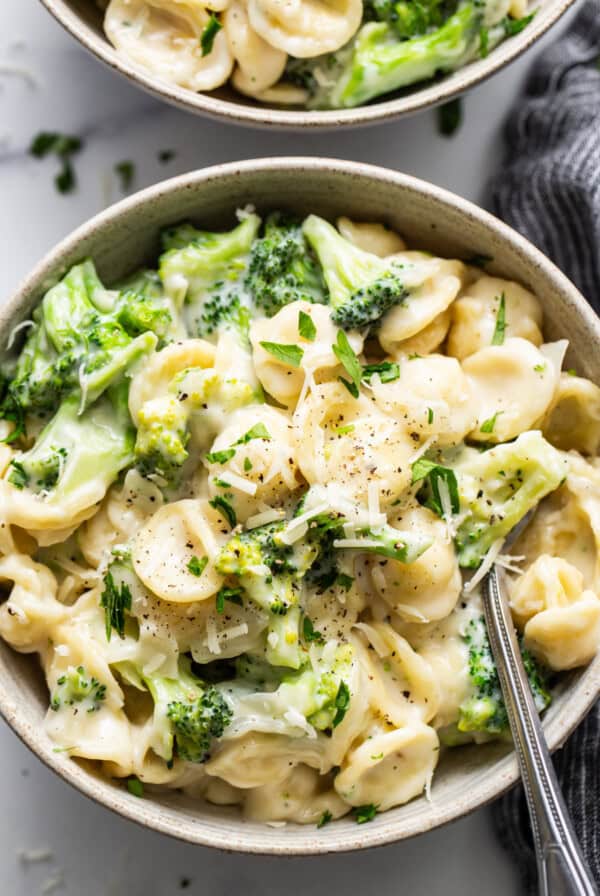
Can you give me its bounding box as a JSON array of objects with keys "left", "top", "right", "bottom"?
[
  {"left": 1, "top": 208, "right": 598, "bottom": 828},
  {"left": 101, "top": 0, "right": 537, "bottom": 110}
]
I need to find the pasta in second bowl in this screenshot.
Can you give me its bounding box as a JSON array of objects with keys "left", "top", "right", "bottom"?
[
  {"left": 39, "top": 0, "right": 575, "bottom": 126},
  {"left": 1, "top": 158, "right": 599, "bottom": 854}
]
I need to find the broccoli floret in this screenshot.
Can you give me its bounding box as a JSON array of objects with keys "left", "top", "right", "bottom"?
[
  {"left": 50, "top": 665, "right": 107, "bottom": 713},
  {"left": 293, "top": 4, "right": 483, "bottom": 109},
  {"left": 292, "top": 486, "right": 433, "bottom": 564},
  {"left": 302, "top": 214, "right": 408, "bottom": 330},
  {"left": 453, "top": 431, "right": 568, "bottom": 568},
  {"left": 215, "top": 521, "right": 317, "bottom": 668},
  {"left": 134, "top": 396, "right": 190, "bottom": 482},
  {"left": 364, "top": 0, "right": 458, "bottom": 38},
  {"left": 7, "top": 382, "right": 135, "bottom": 500},
  {"left": 133, "top": 366, "right": 257, "bottom": 484},
  {"left": 1, "top": 260, "right": 157, "bottom": 431},
  {"left": 230, "top": 642, "right": 354, "bottom": 734},
  {"left": 158, "top": 215, "right": 261, "bottom": 339},
  {"left": 142, "top": 656, "right": 232, "bottom": 763},
  {"left": 458, "top": 615, "right": 551, "bottom": 736},
  {"left": 245, "top": 212, "right": 328, "bottom": 317},
  {"left": 215, "top": 520, "right": 311, "bottom": 614}
]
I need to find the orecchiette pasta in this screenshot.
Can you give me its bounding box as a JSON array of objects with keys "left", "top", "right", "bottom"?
[
  {"left": 105, "top": 0, "right": 234, "bottom": 92},
  {"left": 510, "top": 556, "right": 600, "bottom": 670},
  {"left": 224, "top": 1, "right": 287, "bottom": 96},
  {"left": 447, "top": 276, "right": 543, "bottom": 360},
  {"left": 247, "top": 0, "right": 362, "bottom": 58},
  {"left": 2, "top": 208, "right": 599, "bottom": 827},
  {"left": 464, "top": 338, "right": 562, "bottom": 443},
  {"left": 378, "top": 256, "right": 466, "bottom": 355}
]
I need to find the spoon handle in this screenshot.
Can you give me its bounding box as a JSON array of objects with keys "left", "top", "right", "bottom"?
[{"left": 483, "top": 566, "right": 599, "bottom": 896}]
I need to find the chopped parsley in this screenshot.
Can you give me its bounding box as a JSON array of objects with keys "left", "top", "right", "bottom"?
[
  {"left": 216, "top": 586, "right": 244, "bottom": 613},
  {"left": 362, "top": 361, "right": 400, "bottom": 384},
  {"left": 187, "top": 555, "right": 208, "bottom": 577},
  {"left": 491, "top": 293, "right": 506, "bottom": 345},
  {"left": 353, "top": 804, "right": 378, "bottom": 824},
  {"left": 126, "top": 776, "right": 144, "bottom": 798},
  {"left": 29, "top": 131, "right": 83, "bottom": 194},
  {"left": 259, "top": 341, "right": 304, "bottom": 368},
  {"left": 209, "top": 495, "right": 237, "bottom": 528},
  {"left": 200, "top": 14, "right": 222, "bottom": 56},
  {"left": 235, "top": 423, "right": 272, "bottom": 444},
  {"left": 332, "top": 681, "right": 351, "bottom": 727},
  {"left": 335, "top": 423, "right": 355, "bottom": 435},
  {"left": 7, "top": 460, "right": 28, "bottom": 489},
  {"left": 244, "top": 457, "right": 253, "bottom": 472},
  {"left": 298, "top": 310, "right": 317, "bottom": 341},
  {"left": 317, "top": 810, "right": 333, "bottom": 828},
  {"left": 533, "top": 363, "right": 546, "bottom": 373},
  {"left": 437, "top": 98, "right": 462, "bottom": 137},
  {"left": 100, "top": 570, "right": 132, "bottom": 641},
  {"left": 303, "top": 616, "right": 325, "bottom": 644},
  {"left": 411, "top": 457, "right": 460, "bottom": 516},
  {"left": 479, "top": 26, "right": 489, "bottom": 57},
  {"left": 427, "top": 407, "right": 434, "bottom": 424},
  {"left": 480, "top": 411, "right": 501, "bottom": 434},
  {"left": 206, "top": 447, "right": 236, "bottom": 465},
  {"left": 333, "top": 330, "right": 362, "bottom": 398},
  {"left": 502, "top": 11, "right": 536, "bottom": 36},
  {"left": 114, "top": 160, "right": 135, "bottom": 192},
  {"left": 465, "top": 253, "right": 493, "bottom": 268},
  {"left": 336, "top": 573, "right": 354, "bottom": 591}
]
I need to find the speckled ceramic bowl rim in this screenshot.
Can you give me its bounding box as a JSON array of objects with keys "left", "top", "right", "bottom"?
[
  {"left": 39, "top": 0, "right": 576, "bottom": 130},
  {"left": 2, "top": 158, "right": 600, "bottom": 854}
]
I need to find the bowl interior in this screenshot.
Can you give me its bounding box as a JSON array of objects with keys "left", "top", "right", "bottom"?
[
  {"left": 41, "top": 0, "right": 576, "bottom": 128},
  {"left": 2, "top": 159, "right": 600, "bottom": 854}
]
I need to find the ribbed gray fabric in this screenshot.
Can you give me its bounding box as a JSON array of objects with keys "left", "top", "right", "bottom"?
[{"left": 489, "top": 3, "right": 600, "bottom": 890}]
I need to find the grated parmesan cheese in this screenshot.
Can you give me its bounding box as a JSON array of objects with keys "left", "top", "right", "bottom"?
[
  {"left": 333, "top": 538, "right": 381, "bottom": 550},
  {"left": 221, "top": 623, "right": 249, "bottom": 642},
  {"left": 205, "top": 616, "right": 221, "bottom": 655},
  {"left": 6, "top": 319, "right": 34, "bottom": 350},
  {"left": 463, "top": 538, "right": 504, "bottom": 594},
  {"left": 245, "top": 508, "right": 285, "bottom": 530},
  {"left": 279, "top": 500, "right": 330, "bottom": 545},
  {"left": 216, "top": 470, "right": 257, "bottom": 496}
]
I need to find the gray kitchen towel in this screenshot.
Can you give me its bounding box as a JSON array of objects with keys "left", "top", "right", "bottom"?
[{"left": 489, "top": 1, "right": 600, "bottom": 890}]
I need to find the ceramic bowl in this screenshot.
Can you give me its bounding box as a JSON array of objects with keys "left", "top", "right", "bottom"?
[
  {"left": 1, "top": 158, "right": 599, "bottom": 853},
  {"left": 39, "top": 0, "right": 575, "bottom": 129}
]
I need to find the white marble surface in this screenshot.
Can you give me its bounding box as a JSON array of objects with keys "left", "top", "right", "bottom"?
[{"left": 0, "top": 1, "right": 575, "bottom": 892}]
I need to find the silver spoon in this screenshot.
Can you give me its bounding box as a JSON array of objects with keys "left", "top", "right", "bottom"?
[{"left": 482, "top": 510, "right": 599, "bottom": 896}]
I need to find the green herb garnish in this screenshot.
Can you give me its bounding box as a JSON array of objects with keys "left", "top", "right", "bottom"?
[
  {"left": 411, "top": 457, "right": 460, "bottom": 516},
  {"left": 298, "top": 310, "right": 317, "bottom": 341},
  {"left": 187, "top": 555, "right": 208, "bottom": 577},
  {"left": 353, "top": 804, "right": 378, "bottom": 824},
  {"left": 333, "top": 330, "right": 361, "bottom": 398},
  {"left": 491, "top": 293, "right": 506, "bottom": 345},
  {"left": 480, "top": 412, "right": 501, "bottom": 434},
  {"left": 115, "top": 160, "right": 135, "bottom": 192},
  {"left": 206, "top": 448, "right": 236, "bottom": 465},
  {"left": 362, "top": 361, "right": 400, "bottom": 384},
  {"left": 200, "top": 14, "right": 222, "bottom": 56},
  {"left": 259, "top": 341, "right": 304, "bottom": 368},
  {"left": 100, "top": 571, "right": 132, "bottom": 641},
  {"left": 438, "top": 98, "right": 462, "bottom": 137},
  {"left": 209, "top": 495, "right": 237, "bottom": 528},
  {"left": 127, "top": 776, "right": 144, "bottom": 798}
]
